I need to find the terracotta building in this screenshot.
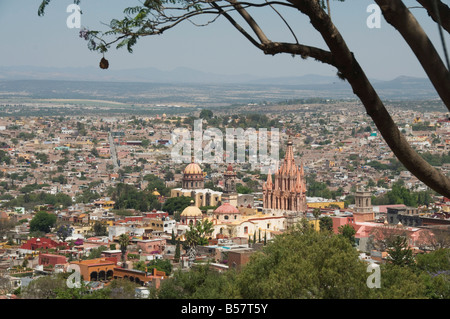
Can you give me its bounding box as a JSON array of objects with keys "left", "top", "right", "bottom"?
[
  {"left": 70, "top": 258, "right": 116, "bottom": 281},
  {"left": 38, "top": 253, "right": 67, "bottom": 267},
  {"left": 262, "top": 138, "right": 307, "bottom": 212},
  {"left": 21, "top": 237, "right": 69, "bottom": 251},
  {"left": 171, "top": 161, "right": 222, "bottom": 208}
]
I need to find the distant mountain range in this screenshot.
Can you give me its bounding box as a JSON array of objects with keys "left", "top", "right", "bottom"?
[
  {"left": 0, "top": 65, "right": 263, "bottom": 84},
  {"left": 0, "top": 65, "right": 439, "bottom": 101},
  {"left": 0, "top": 65, "right": 427, "bottom": 85}
]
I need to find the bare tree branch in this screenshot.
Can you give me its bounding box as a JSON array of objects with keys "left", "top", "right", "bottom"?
[
  {"left": 210, "top": 2, "right": 263, "bottom": 49},
  {"left": 226, "top": 0, "right": 271, "bottom": 44},
  {"left": 287, "top": 0, "right": 450, "bottom": 197},
  {"left": 375, "top": 0, "right": 450, "bottom": 112},
  {"left": 416, "top": 0, "right": 450, "bottom": 34}
]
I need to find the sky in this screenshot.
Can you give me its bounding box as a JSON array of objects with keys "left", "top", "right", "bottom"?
[{"left": 0, "top": 0, "right": 449, "bottom": 80}]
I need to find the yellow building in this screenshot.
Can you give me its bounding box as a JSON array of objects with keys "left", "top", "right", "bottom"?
[
  {"left": 93, "top": 200, "right": 115, "bottom": 210},
  {"left": 171, "top": 161, "right": 222, "bottom": 208},
  {"left": 307, "top": 201, "right": 345, "bottom": 209},
  {"left": 309, "top": 219, "right": 321, "bottom": 232},
  {"left": 71, "top": 225, "right": 92, "bottom": 237},
  {"left": 171, "top": 189, "right": 222, "bottom": 208}
]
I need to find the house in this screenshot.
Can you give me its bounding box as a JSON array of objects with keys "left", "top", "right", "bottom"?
[
  {"left": 136, "top": 238, "right": 166, "bottom": 254},
  {"left": 101, "top": 249, "right": 124, "bottom": 263},
  {"left": 227, "top": 248, "right": 255, "bottom": 271},
  {"left": 69, "top": 258, "right": 117, "bottom": 281},
  {"left": 38, "top": 253, "right": 67, "bottom": 267},
  {"left": 20, "top": 237, "right": 69, "bottom": 251}
]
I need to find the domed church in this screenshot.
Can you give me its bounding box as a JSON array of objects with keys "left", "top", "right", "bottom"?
[
  {"left": 170, "top": 159, "right": 222, "bottom": 208},
  {"left": 182, "top": 161, "right": 205, "bottom": 189},
  {"left": 180, "top": 200, "right": 203, "bottom": 225}
]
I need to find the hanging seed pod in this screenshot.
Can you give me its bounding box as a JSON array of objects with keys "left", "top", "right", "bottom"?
[{"left": 100, "top": 57, "right": 109, "bottom": 69}]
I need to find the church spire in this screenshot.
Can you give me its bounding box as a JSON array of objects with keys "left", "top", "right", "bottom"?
[
  {"left": 285, "top": 137, "right": 294, "bottom": 162},
  {"left": 266, "top": 168, "right": 273, "bottom": 189},
  {"left": 263, "top": 134, "right": 307, "bottom": 212}
]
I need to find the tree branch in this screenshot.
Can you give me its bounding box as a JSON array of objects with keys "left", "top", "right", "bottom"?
[
  {"left": 210, "top": 2, "right": 263, "bottom": 49},
  {"left": 226, "top": 0, "right": 271, "bottom": 44},
  {"left": 375, "top": 0, "right": 450, "bottom": 112},
  {"left": 262, "top": 42, "right": 334, "bottom": 65},
  {"left": 287, "top": 0, "right": 450, "bottom": 197},
  {"left": 416, "top": 0, "right": 450, "bottom": 34}
]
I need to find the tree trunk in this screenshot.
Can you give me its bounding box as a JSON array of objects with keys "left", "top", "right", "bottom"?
[
  {"left": 375, "top": 0, "right": 450, "bottom": 112},
  {"left": 288, "top": 0, "right": 450, "bottom": 197},
  {"left": 416, "top": 0, "right": 450, "bottom": 34}
]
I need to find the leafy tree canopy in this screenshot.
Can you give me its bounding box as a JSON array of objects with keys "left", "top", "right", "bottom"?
[{"left": 29, "top": 211, "right": 57, "bottom": 233}]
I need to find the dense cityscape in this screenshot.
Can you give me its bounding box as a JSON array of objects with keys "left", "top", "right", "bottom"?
[{"left": 0, "top": 98, "right": 449, "bottom": 300}]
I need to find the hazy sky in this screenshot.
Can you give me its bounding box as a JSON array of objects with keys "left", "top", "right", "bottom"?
[{"left": 0, "top": 0, "right": 449, "bottom": 80}]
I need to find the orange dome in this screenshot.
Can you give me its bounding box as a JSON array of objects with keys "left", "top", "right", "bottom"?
[
  {"left": 214, "top": 202, "right": 239, "bottom": 214},
  {"left": 184, "top": 162, "right": 202, "bottom": 175}
]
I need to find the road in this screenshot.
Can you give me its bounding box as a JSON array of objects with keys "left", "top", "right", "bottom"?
[{"left": 108, "top": 133, "right": 120, "bottom": 171}]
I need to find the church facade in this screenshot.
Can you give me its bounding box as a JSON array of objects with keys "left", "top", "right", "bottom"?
[{"left": 262, "top": 138, "right": 307, "bottom": 213}]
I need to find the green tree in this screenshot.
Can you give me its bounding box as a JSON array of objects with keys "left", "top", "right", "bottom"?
[
  {"left": 0, "top": 219, "right": 15, "bottom": 238},
  {"left": 174, "top": 239, "right": 181, "bottom": 263},
  {"left": 185, "top": 219, "right": 214, "bottom": 247},
  {"left": 153, "top": 263, "right": 238, "bottom": 299},
  {"left": 29, "top": 211, "right": 57, "bottom": 233},
  {"left": 416, "top": 248, "right": 450, "bottom": 273},
  {"left": 386, "top": 236, "right": 415, "bottom": 267},
  {"left": 84, "top": 245, "right": 108, "bottom": 260},
  {"left": 133, "top": 260, "right": 147, "bottom": 272},
  {"left": 144, "top": 174, "right": 170, "bottom": 196},
  {"left": 199, "top": 109, "right": 213, "bottom": 120},
  {"left": 420, "top": 270, "right": 450, "bottom": 299},
  {"left": 371, "top": 264, "right": 427, "bottom": 299},
  {"left": 147, "top": 258, "right": 173, "bottom": 276},
  {"left": 319, "top": 216, "right": 333, "bottom": 232},
  {"left": 111, "top": 183, "right": 161, "bottom": 211},
  {"left": 93, "top": 222, "right": 108, "bottom": 236},
  {"left": 118, "top": 233, "right": 130, "bottom": 267},
  {"left": 236, "top": 184, "right": 252, "bottom": 194},
  {"left": 162, "top": 196, "right": 192, "bottom": 215},
  {"left": 415, "top": 248, "right": 450, "bottom": 299},
  {"left": 338, "top": 224, "right": 356, "bottom": 247},
  {"left": 106, "top": 279, "right": 140, "bottom": 299},
  {"left": 21, "top": 274, "right": 66, "bottom": 299},
  {"left": 236, "top": 221, "right": 370, "bottom": 298}
]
